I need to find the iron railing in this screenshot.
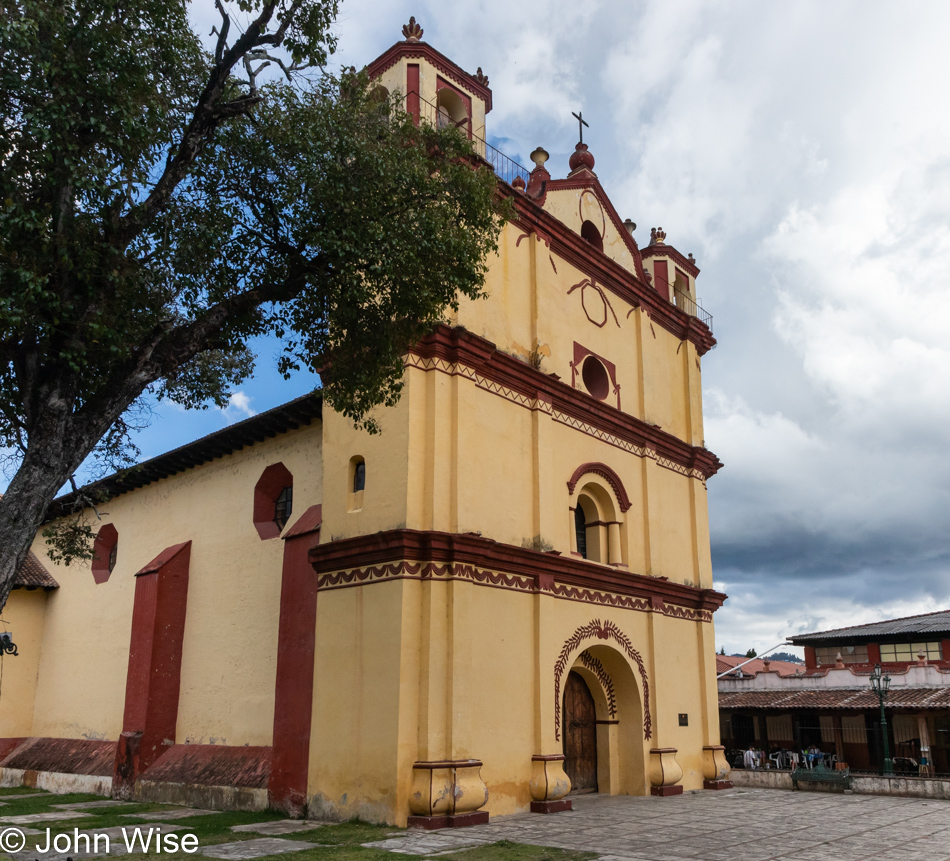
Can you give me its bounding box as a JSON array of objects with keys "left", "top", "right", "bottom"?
[
  {"left": 673, "top": 288, "right": 713, "bottom": 331},
  {"left": 401, "top": 91, "right": 531, "bottom": 188}
]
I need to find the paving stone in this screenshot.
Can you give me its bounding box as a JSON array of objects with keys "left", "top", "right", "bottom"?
[
  {"left": 443, "top": 791, "right": 950, "bottom": 861},
  {"left": 0, "top": 811, "right": 94, "bottom": 825},
  {"left": 362, "top": 834, "right": 491, "bottom": 856},
  {"left": 123, "top": 807, "right": 217, "bottom": 820},
  {"left": 200, "top": 837, "right": 321, "bottom": 858},
  {"left": 231, "top": 820, "right": 327, "bottom": 835},
  {"left": 52, "top": 800, "right": 133, "bottom": 810}
]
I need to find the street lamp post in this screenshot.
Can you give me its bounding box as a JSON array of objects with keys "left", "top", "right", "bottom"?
[{"left": 869, "top": 663, "right": 894, "bottom": 776}]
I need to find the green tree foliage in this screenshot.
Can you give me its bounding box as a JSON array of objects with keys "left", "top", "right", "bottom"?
[
  {"left": 0, "top": 0, "right": 505, "bottom": 609},
  {"left": 745, "top": 648, "right": 758, "bottom": 658}
]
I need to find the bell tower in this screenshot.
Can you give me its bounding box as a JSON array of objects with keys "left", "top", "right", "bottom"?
[{"left": 366, "top": 18, "right": 493, "bottom": 143}]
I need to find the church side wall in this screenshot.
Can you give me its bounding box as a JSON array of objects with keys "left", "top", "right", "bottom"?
[
  {"left": 21, "top": 422, "right": 323, "bottom": 747},
  {"left": 0, "top": 589, "right": 47, "bottom": 738}
]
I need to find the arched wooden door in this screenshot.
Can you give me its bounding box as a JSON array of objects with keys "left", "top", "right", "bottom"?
[{"left": 563, "top": 670, "right": 598, "bottom": 793}]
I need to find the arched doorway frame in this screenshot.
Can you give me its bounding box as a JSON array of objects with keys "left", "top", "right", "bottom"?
[{"left": 555, "top": 620, "right": 651, "bottom": 795}]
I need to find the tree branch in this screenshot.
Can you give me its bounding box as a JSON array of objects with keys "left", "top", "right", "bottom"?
[{"left": 113, "top": 1, "right": 287, "bottom": 247}]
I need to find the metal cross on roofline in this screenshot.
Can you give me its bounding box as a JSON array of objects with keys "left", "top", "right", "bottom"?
[{"left": 572, "top": 110, "right": 589, "bottom": 144}]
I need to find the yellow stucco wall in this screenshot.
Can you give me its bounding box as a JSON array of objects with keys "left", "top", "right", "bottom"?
[
  {"left": 543, "top": 187, "right": 637, "bottom": 275},
  {"left": 307, "top": 571, "right": 718, "bottom": 825},
  {"left": 13, "top": 421, "right": 323, "bottom": 745},
  {"left": 0, "top": 589, "right": 48, "bottom": 738}
]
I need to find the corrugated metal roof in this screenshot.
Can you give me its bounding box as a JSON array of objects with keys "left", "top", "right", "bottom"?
[
  {"left": 14, "top": 552, "right": 59, "bottom": 589},
  {"left": 789, "top": 610, "right": 950, "bottom": 644}
]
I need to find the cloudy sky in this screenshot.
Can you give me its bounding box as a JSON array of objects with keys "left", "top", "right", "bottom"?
[{"left": 16, "top": 0, "right": 950, "bottom": 655}]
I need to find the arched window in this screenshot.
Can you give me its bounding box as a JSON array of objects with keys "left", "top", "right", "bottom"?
[
  {"left": 568, "top": 466, "right": 630, "bottom": 568},
  {"left": 436, "top": 87, "right": 469, "bottom": 133},
  {"left": 581, "top": 220, "right": 603, "bottom": 253},
  {"left": 349, "top": 456, "right": 366, "bottom": 511},
  {"left": 574, "top": 505, "right": 588, "bottom": 560},
  {"left": 274, "top": 485, "right": 293, "bottom": 531}
]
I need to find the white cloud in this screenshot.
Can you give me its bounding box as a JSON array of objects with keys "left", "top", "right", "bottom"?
[{"left": 222, "top": 391, "right": 256, "bottom": 422}]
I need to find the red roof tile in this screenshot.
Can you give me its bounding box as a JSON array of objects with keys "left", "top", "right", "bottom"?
[
  {"left": 719, "top": 686, "right": 950, "bottom": 710},
  {"left": 14, "top": 552, "right": 59, "bottom": 589},
  {"left": 716, "top": 655, "right": 805, "bottom": 678}
]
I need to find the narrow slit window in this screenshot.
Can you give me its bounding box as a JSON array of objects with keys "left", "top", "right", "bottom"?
[
  {"left": 354, "top": 461, "right": 366, "bottom": 493},
  {"left": 108, "top": 541, "right": 118, "bottom": 573},
  {"left": 274, "top": 485, "right": 293, "bottom": 531},
  {"left": 574, "top": 506, "right": 588, "bottom": 559}
]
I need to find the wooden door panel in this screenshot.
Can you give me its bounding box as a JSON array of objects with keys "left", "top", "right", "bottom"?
[{"left": 563, "top": 671, "right": 598, "bottom": 793}]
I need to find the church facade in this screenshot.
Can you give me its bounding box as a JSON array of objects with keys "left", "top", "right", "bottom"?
[{"left": 0, "top": 22, "right": 729, "bottom": 827}]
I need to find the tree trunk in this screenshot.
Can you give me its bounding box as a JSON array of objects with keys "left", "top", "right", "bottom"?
[{"left": 0, "top": 406, "right": 108, "bottom": 611}]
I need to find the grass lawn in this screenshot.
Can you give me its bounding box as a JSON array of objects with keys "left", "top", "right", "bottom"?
[{"left": 0, "top": 789, "right": 596, "bottom": 861}]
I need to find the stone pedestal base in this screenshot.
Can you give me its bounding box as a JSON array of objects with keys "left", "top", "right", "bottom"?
[
  {"left": 703, "top": 779, "right": 733, "bottom": 790},
  {"left": 530, "top": 799, "right": 573, "bottom": 813},
  {"left": 408, "top": 811, "right": 490, "bottom": 830},
  {"left": 650, "top": 785, "right": 683, "bottom": 797}
]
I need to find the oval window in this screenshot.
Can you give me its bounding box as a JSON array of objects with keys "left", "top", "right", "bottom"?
[{"left": 581, "top": 356, "right": 610, "bottom": 400}]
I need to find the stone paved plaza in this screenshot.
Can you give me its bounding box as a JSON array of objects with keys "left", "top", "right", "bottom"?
[{"left": 367, "top": 788, "right": 950, "bottom": 861}]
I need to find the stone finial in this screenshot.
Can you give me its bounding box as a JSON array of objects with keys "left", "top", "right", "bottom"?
[
  {"left": 763, "top": 659, "right": 771, "bottom": 672},
  {"left": 530, "top": 147, "right": 549, "bottom": 168},
  {"left": 623, "top": 218, "right": 636, "bottom": 235},
  {"left": 835, "top": 652, "right": 845, "bottom": 668},
  {"left": 568, "top": 141, "right": 595, "bottom": 173},
  {"left": 918, "top": 650, "right": 928, "bottom": 666},
  {"left": 474, "top": 67, "right": 490, "bottom": 88},
  {"left": 688, "top": 252, "right": 696, "bottom": 265},
  {"left": 526, "top": 148, "right": 551, "bottom": 203},
  {"left": 650, "top": 227, "right": 666, "bottom": 246},
  {"left": 402, "top": 17, "right": 423, "bottom": 41},
  {"left": 512, "top": 175, "right": 526, "bottom": 191}
]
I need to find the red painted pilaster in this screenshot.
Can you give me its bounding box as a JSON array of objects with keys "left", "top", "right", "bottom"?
[
  {"left": 653, "top": 260, "right": 670, "bottom": 301},
  {"left": 407, "top": 64, "right": 420, "bottom": 125},
  {"left": 941, "top": 640, "right": 950, "bottom": 662},
  {"left": 113, "top": 542, "right": 191, "bottom": 798},
  {"left": 803, "top": 646, "right": 817, "bottom": 670},
  {"left": 268, "top": 506, "right": 322, "bottom": 817},
  {"left": 868, "top": 643, "right": 882, "bottom": 664}
]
